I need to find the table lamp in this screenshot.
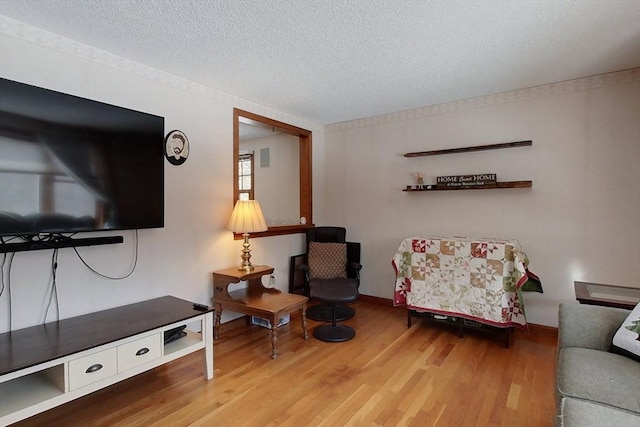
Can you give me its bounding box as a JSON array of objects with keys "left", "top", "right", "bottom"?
[{"left": 227, "top": 200, "right": 268, "bottom": 271}]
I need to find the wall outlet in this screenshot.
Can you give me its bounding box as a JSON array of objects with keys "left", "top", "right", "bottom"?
[{"left": 268, "top": 275, "right": 276, "bottom": 288}]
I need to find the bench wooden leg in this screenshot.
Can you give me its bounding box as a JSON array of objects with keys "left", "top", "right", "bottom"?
[{"left": 503, "top": 327, "right": 513, "bottom": 348}]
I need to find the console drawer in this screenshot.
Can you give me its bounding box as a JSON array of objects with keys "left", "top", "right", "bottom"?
[
  {"left": 68, "top": 348, "right": 117, "bottom": 391},
  {"left": 117, "top": 334, "right": 162, "bottom": 372}
]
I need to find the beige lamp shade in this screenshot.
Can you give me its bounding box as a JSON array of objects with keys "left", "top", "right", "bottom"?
[
  {"left": 227, "top": 200, "right": 268, "bottom": 233},
  {"left": 228, "top": 200, "right": 267, "bottom": 271}
]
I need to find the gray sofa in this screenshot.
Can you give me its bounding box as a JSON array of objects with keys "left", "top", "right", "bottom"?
[{"left": 556, "top": 303, "right": 640, "bottom": 426}]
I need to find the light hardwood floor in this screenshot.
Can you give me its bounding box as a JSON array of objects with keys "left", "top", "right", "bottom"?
[{"left": 15, "top": 302, "right": 558, "bottom": 427}]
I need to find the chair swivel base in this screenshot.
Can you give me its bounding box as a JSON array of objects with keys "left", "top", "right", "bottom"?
[
  {"left": 307, "top": 303, "right": 354, "bottom": 322},
  {"left": 313, "top": 324, "right": 356, "bottom": 342}
]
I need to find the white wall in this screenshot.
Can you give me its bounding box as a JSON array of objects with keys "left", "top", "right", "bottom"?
[
  {"left": 0, "top": 20, "right": 325, "bottom": 332},
  {"left": 325, "top": 70, "right": 640, "bottom": 327}
]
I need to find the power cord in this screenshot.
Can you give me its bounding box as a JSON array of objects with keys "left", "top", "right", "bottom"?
[
  {"left": 0, "top": 251, "right": 15, "bottom": 331},
  {"left": 42, "top": 248, "right": 60, "bottom": 323},
  {"left": 0, "top": 252, "right": 6, "bottom": 297},
  {"left": 1, "top": 231, "right": 138, "bottom": 329},
  {"left": 72, "top": 230, "right": 139, "bottom": 280}
]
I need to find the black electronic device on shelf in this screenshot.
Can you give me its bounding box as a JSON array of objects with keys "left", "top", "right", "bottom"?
[{"left": 163, "top": 325, "right": 187, "bottom": 344}]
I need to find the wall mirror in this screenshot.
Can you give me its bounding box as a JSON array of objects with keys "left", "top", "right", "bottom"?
[{"left": 233, "top": 108, "right": 312, "bottom": 238}]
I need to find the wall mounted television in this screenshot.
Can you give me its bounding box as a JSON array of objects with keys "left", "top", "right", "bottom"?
[{"left": 0, "top": 78, "right": 165, "bottom": 250}]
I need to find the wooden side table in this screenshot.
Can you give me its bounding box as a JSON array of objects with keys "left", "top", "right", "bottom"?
[
  {"left": 574, "top": 281, "right": 640, "bottom": 310},
  {"left": 212, "top": 265, "right": 308, "bottom": 359}
]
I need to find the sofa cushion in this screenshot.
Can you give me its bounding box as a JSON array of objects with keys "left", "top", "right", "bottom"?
[
  {"left": 557, "top": 347, "right": 640, "bottom": 413},
  {"left": 558, "top": 397, "right": 640, "bottom": 427},
  {"left": 611, "top": 302, "right": 640, "bottom": 361}
]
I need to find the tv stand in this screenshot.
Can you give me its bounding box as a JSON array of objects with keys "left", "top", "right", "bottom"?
[
  {"left": 0, "top": 235, "right": 124, "bottom": 253},
  {"left": 0, "top": 296, "right": 214, "bottom": 425}
]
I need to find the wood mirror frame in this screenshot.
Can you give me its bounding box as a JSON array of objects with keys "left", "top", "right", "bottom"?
[{"left": 233, "top": 108, "right": 313, "bottom": 238}]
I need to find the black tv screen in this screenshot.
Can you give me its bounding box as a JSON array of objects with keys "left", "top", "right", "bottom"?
[{"left": 0, "top": 78, "right": 165, "bottom": 237}]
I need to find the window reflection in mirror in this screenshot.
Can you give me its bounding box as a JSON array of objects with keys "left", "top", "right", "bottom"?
[
  {"left": 237, "top": 152, "right": 254, "bottom": 201},
  {"left": 233, "top": 108, "right": 312, "bottom": 237}
]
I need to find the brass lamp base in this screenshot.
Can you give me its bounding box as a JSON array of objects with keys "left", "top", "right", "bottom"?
[{"left": 237, "top": 232, "right": 255, "bottom": 271}]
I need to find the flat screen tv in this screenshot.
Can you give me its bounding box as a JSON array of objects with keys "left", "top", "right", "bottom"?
[{"left": 0, "top": 78, "right": 165, "bottom": 238}]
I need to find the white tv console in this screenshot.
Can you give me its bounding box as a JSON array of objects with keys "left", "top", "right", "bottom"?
[{"left": 0, "top": 296, "right": 214, "bottom": 426}]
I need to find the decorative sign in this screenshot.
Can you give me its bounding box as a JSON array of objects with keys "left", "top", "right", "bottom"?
[
  {"left": 164, "top": 130, "right": 190, "bottom": 166},
  {"left": 436, "top": 174, "right": 497, "bottom": 188}
]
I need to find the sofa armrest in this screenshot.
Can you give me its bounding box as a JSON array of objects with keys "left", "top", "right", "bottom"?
[{"left": 558, "top": 303, "right": 631, "bottom": 351}]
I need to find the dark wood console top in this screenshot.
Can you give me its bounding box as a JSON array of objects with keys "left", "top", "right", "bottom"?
[{"left": 0, "top": 296, "right": 212, "bottom": 376}]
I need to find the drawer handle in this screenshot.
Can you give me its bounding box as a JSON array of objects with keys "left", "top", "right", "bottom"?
[
  {"left": 85, "top": 363, "right": 103, "bottom": 373},
  {"left": 136, "top": 347, "right": 150, "bottom": 356}
]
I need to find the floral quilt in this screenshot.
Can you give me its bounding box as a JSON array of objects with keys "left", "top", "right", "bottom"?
[{"left": 392, "top": 236, "right": 536, "bottom": 329}]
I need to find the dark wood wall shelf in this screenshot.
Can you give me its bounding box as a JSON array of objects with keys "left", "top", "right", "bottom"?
[
  {"left": 403, "top": 181, "right": 532, "bottom": 192},
  {"left": 404, "top": 140, "right": 532, "bottom": 158}
]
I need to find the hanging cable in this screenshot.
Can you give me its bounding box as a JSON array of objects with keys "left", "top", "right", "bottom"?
[
  {"left": 43, "top": 248, "right": 60, "bottom": 323},
  {"left": 72, "top": 230, "right": 139, "bottom": 280},
  {"left": 0, "top": 252, "right": 6, "bottom": 298},
  {"left": 1, "top": 251, "right": 15, "bottom": 330}
]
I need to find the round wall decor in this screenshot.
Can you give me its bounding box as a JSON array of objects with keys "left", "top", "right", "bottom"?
[{"left": 164, "top": 130, "right": 189, "bottom": 165}]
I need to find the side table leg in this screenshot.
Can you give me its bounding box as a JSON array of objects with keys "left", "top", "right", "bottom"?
[
  {"left": 300, "top": 304, "right": 308, "bottom": 339},
  {"left": 214, "top": 304, "right": 222, "bottom": 339},
  {"left": 271, "top": 322, "right": 278, "bottom": 359}
]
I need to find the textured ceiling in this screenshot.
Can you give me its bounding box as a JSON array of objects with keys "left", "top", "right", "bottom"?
[{"left": 1, "top": 0, "right": 639, "bottom": 124}]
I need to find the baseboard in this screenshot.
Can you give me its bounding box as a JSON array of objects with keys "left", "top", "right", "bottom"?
[
  {"left": 358, "top": 294, "right": 558, "bottom": 337},
  {"left": 222, "top": 315, "right": 251, "bottom": 331},
  {"left": 358, "top": 294, "right": 396, "bottom": 307},
  {"left": 524, "top": 323, "right": 558, "bottom": 337}
]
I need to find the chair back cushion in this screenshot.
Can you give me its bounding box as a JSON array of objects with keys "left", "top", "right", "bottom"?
[
  {"left": 306, "top": 227, "right": 346, "bottom": 252},
  {"left": 308, "top": 241, "right": 347, "bottom": 280}
]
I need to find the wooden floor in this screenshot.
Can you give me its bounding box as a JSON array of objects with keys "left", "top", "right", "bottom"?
[{"left": 15, "top": 302, "right": 558, "bottom": 427}]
